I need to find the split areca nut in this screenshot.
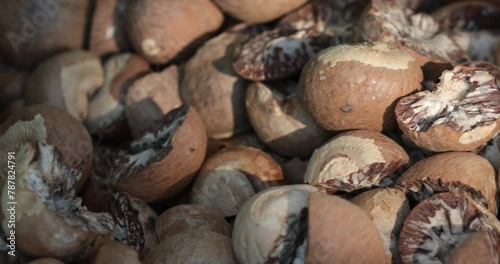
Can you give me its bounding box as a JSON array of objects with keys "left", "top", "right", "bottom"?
[
  {"left": 127, "top": 0, "right": 224, "bottom": 64},
  {"left": 109, "top": 105, "right": 207, "bottom": 202},
  {"left": 447, "top": 230, "right": 500, "bottom": 264},
  {"left": 395, "top": 64, "right": 500, "bottom": 152},
  {"left": 398, "top": 192, "right": 500, "bottom": 264},
  {"left": 23, "top": 50, "right": 104, "bottom": 121},
  {"left": 0, "top": 105, "right": 93, "bottom": 191},
  {"left": 0, "top": 142, "right": 114, "bottom": 261},
  {"left": 85, "top": 53, "right": 150, "bottom": 138},
  {"left": 155, "top": 204, "right": 230, "bottom": 242},
  {"left": 181, "top": 31, "right": 251, "bottom": 140},
  {"left": 92, "top": 240, "right": 141, "bottom": 264},
  {"left": 191, "top": 145, "right": 284, "bottom": 217},
  {"left": 245, "top": 81, "right": 331, "bottom": 158},
  {"left": 213, "top": 0, "right": 308, "bottom": 24},
  {"left": 125, "top": 65, "right": 183, "bottom": 139},
  {"left": 108, "top": 192, "right": 158, "bottom": 256},
  {"left": 144, "top": 230, "right": 237, "bottom": 264},
  {"left": 304, "top": 130, "right": 409, "bottom": 193},
  {"left": 299, "top": 42, "right": 423, "bottom": 131},
  {"left": 350, "top": 188, "right": 411, "bottom": 264},
  {"left": 395, "top": 152, "right": 498, "bottom": 215}
]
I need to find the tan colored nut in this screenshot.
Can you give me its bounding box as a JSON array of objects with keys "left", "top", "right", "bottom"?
[
  {"left": 396, "top": 152, "right": 498, "bottom": 215},
  {"left": 110, "top": 105, "right": 207, "bottom": 202},
  {"left": 156, "top": 204, "right": 230, "bottom": 242},
  {"left": 126, "top": 65, "right": 183, "bottom": 139},
  {"left": 181, "top": 31, "right": 251, "bottom": 140},
  {"left": 127, "top": 0, "right": 224, "bottom": 64},
  {"left": 92, "top": 240, "right": 141, "bottom": 264},
  {"left": 350, "top": 188, "right": 410, "bottom": 264},
  {"left": 0, "top": 142, "right": 114, "bottom": 262},
  {"left": 0, "top": 105, "right": 93, "bottom": 191},
  {"left": 213, "top": 0, "right": 308, "bottom": 23},
  {"left": 448, "top": 231, "right": 500, "bottom": 264},
  {"left": 86, "top": 53, "right": 149, "bottom": 139},
  {"left": 246, "top": 81, "right": 331, "bottom": 158},
  {"left": 0, "top": 1, "right": 90, "bottom": 68},
  {"left": 304, "top": 130, "right": 409, "bottom": 193},
  {"left": 24, "top": 50, "right": 104, "bottom": 121},
  {"left": 191, "top": 145, "right": 284, "bottom": 217},
  {"left": 299, "top": 42, "right": 423, "bottom": 131}
]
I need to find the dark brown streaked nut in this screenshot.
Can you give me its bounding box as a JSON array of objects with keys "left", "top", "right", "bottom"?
[
  {"left": 447, "top": 230, "right": 500, "bottom": 264},
  {"left": 191, "top": 145, "right": 284, "bottom": 217},
  {"left": 299, "top": 42, "right": 423, "bottom": 131},
  {"left": 304, "top": 130, "right": 409, "bottom": 193},
  {"left": 432, "top": 1, "right": 500, "bottom": 32}
]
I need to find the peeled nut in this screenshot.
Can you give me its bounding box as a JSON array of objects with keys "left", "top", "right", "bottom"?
[
  {"left": 127, "top": 0, "right": 224, "bottom": 64},
  {"left": 24, "top": 50, "right": 104, "bottom": 121},
  {"left": 191, "top": 145, "right": 284, "bottom": 217},
  {"left": 447, "top": 230, "right": 500, "bottom": 264},
  {"left": 246, "top": 81, "right": 331, "bottom": 158},
  {"left": 304, "top": 130, "right": 409, "bottom": 193},
  {"left": 299, "top": 42, "right": 423, "bottom": 131},
  {"left": 395, "top": 152, "right": 498, "bottom": 215}
]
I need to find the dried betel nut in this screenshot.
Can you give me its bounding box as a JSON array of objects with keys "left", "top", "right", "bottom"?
[
  {"left": 246, "top": 81, "right": 331, "bottom": 158},
  {"left": 350, "top": 188, "right": 411, "bottom": 264},
  {"left": 304, "top": 130, "right": 409, "bottom": 193},
  {"left": 0, "top": 105, "right": 93, "bottom": 192},
  {"left": 109, "top": 105, "right": 207, "bottom": 202},
  {"left": 191, "top": 145, "right": 284, "bottom": 217},
  {"left": 399, "top": 192, "right": 500, "bottom": 264},
  {"left": 23, "top": 50, "right": 104, "bottom": 121},
  {"left": 395, "top": 64, "right": 500, "bottom": 152},
  {"left": 0, "top": 142, "right": 114, "bottom": 262},
  {"left": 181, "top": 31, "right": 251, "bottom": 140},
  {"left": 127, "top": 0, "right": 224, "bottom": 64},
  {"left": 447, "top": 230, "right": 500, "bottom": 264},
  {"left": 395, "top": 152, "right": 498, "bottom": 215},
  {"left": 125, "top": 65, "right": 182, "bottom": 139},
  {"left": 107, "top": 192, "right": 158, "bottom": 256},
  {"left": 299, "top": 42, "right": 423, "bottom": 131},
  {"left": 213, "top": 0, "right": 308, "bottom": 23},
  {"left": 155, "top": 204, "right": 230, "bottom": 242},
  {"left": 91, "top": 240, "right": 141, "bottom": 264}
]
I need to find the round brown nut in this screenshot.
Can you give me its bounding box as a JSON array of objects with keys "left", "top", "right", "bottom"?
[
  {"left": 109, "top": 105, "right": 207, "bottom": 203},
  {"left": 299, "top": 42, "right": 423, "bottom": 131},
  {"left": 0, "top": 105, "right": 93, "bottom": 191},
  {"left": 127, "top": 0, "right": 224, "bottom": 64},
  {"left": 181, "top": 31, "right": 251, "bottom": 140},
  {"left": 304, "top": 130, "right": 409, "bottom": 193},
  {"left": 0, "top": 142, "right": 114, "bottom": 262},
  {"left": 395, "top": 64, "right": 500, "bottom": 152},
  {"left": 92, "top": 240, "right": 141, "bottom": 264},
  {"left": 246, "top": 81, "right": 331, "bottom": 158},
  {"left": 191, "top": 145, "right": 284, "bottom": 217},
  {"left": 350, "top": 188, "right": 411, "bottom": 264},
  {"left": 125, "top": 65, "right": 183, "bottom": 139},
  {"left": 23, "top": 50, "right": 104, "bottom": 121},
  {"left": 395, "top": 152, "right": 498, "bottom": 215},
  {"left": 0, "top": 1, "right": 90, "bottom": 68},
  {"left": 447, "top": 230, "right": 500, "bottom": 264},
  {"left": 155, "top": 204, "right": 230, "bottom": 242},
  {"left": 213, "top": 0, "right": 308, "bottom": 24},
  {"left": 144, "top": 230, "right": 237, "bottom": 264}
]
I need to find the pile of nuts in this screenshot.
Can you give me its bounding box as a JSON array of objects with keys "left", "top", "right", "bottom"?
[{"left": 1, "top": 0, "right": 500, "bottom": 263}]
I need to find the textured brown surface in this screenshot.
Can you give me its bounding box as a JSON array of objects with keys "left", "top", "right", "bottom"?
[
  {"left": 447, "top": 231, "right": 500, "bottom": 264},
  {"left": 93, "top": 241, "right": 141, "bottom": 264},
  {"left": 213, "top": 0, "right": 308, "bottom": 23}
]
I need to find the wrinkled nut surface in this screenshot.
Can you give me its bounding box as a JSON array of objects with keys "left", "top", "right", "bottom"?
[
  {"left": 447, "top": 230, "right": 500, "bottom": 264},
  {"left": 191, "top": 145, "right": 284, "bottom": 217},
  {"left": 213, "top": 0, "right": 308, "bottom": 23},
  {"left": 110, "top": 105, "right": 207, "bottom": 202},
  {"left": 181, "top": 31, "right": 250, "bottom": 140},
  {"left": 350, "top": 188, "right": 410, "bottom": 264},
  {"left": 0, "top": 142, "right": 114, "bottom": 261},
  {"left": 126, "top": 65, "right": 183, "bottom": 139},
  {"left": 24, "top": 50, "right": 104, "bottom": 121},
  {"left": 304, "top": 130, "right": 409, "bottom": 193},
  {"left": 127, "top": 0, "right": 224, "bottom": 64},
  {"left": 299, "top": 42, "right": 423, "bottom": 131},
  {"left": 396, "top": 64, "right": 500, "bottom": 152},
  {"left": 399, "top": 192, "right": 500, "bottom": 264},
  {"left": 395, "top": 152, "right": 498, "bottom": 215},
  {"left": 246, "top": 81, "right": 331, "bottom": 158},
  {"left": 155, "top": 204, "right": 230, "bottom": 242}
]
